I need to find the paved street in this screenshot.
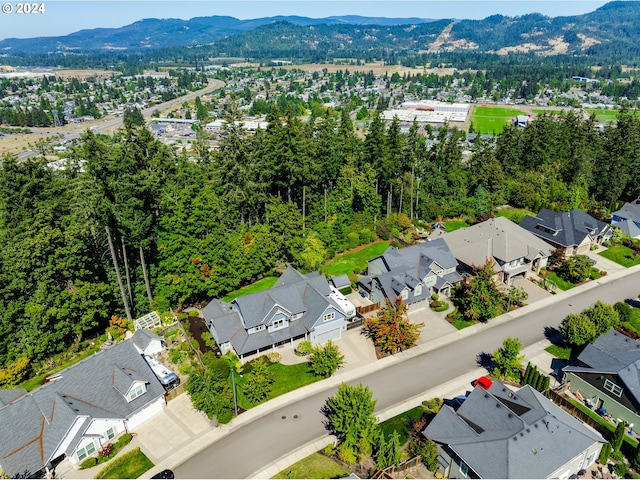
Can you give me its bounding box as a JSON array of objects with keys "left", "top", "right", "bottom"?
[{"left": 59, "top": 265, "right": 640, "bottom": 479}]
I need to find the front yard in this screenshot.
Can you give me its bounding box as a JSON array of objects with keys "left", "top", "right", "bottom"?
[
  {"left": 272, "top": 453, "right": 349, "bottom": 479},
  {"left": 599, "top": 245, "right": 640, "bottom": 268}
]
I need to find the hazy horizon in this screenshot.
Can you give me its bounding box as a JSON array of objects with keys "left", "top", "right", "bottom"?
[{"left": 1, "top": 0, "right": 611, "bottom": 42}]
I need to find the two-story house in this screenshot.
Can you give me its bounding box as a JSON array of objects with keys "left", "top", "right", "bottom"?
[
  {"left": 358, "top": 238, "right": 461, "bottom": 310},
  {"left": 423, "top": 379, "right": 605, "bottom": 479},
  {"left": 0, "top": 339, "right": 166, "bottom": 478},
  {"left": 520, "top": 209, "right": 613, "bottom": 257},
  {"left": 611, "top": 199, "right": 640, "bottom": 239},
  {"left": 203, "top": 267, "right": 354, "bottom": 360},
  {"left": 430, "top": 217, "right": 554, "bottom": 284},
  {"left": 562, "top": 328, "right": 640, "bottom": 430}
]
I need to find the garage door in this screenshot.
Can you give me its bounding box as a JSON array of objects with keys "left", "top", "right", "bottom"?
[{"left": 315, "top": 328, "right": 342, "bottom": 344}]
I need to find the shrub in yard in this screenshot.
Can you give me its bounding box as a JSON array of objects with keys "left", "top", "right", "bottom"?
[
  {"left": 323, "top": 443, "right": 336, "bottom": 456},
  {"left": 113, "top": 433, "right": 132, "bottom": 450},
  {"left": 79, "top": 457, "right": 98, "bottom": 470},
  {"left": 431, "top": 301, "right": 449, "bottom": 312},
  {"left": 266, "top": 351, "right": 281, "bottom": 363},
  {"left": 422, "top": 397, "right": 443, "bottom": 411},
  {"left": 337, "top": 445, "right": 358, "bottom": 465},
  {"left": 295, "top": 340, "right": 313, "bottom": 356},
  {"left": 99, "top": 443, "right": 114, "bottom": 458},
  {"left": 599, "top": 443, "right": 612, "bottom": 465},
  {"left": 612, "top": 462, "right": 628, "bottom": 478}
]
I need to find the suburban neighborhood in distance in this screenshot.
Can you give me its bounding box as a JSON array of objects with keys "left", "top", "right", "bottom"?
[{"left": 2, "top": 1, "right": 640, "bottom": 479}]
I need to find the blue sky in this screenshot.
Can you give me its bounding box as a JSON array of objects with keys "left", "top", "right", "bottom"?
[{"left": 1, "top": 1, "right": 610, "bottom": 41}]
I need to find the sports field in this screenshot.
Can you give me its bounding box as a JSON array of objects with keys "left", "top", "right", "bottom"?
[{"left": 469, "top": 105, "right": 527, "bottom": 134}]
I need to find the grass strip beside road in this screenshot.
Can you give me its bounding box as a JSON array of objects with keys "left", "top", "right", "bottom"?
[
  {"left": 272, "top": 452, "right": 348, "bottom": 479},
  {"left": 545, "top": 272, "right": 575, "bottom": 291},
  {"left": 95, "top": 447, "right": 154, "bottom": 479}
]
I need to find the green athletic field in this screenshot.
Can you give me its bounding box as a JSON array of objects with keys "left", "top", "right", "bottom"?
[{"left": 470, "top": 105, "right": 527, "bottom": 134}]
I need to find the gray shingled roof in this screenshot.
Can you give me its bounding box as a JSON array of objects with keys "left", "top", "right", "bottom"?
[
  {"left": 131, "top": 328, "right": 162, "bottom": 352},
  {"left": 433, "top": 217, "right": 554, "bottom": 268},
  {"left": 612, "top": 201, "right": 640, "bottom": 223},
  {"left": 520, "top": 209, "right": 610, "bottom": 248},
  {"left": 0, "top": 388, "right": 26, "bottom": 407},
  {"left": 614, "top": 219, "right": 640, "bottom": 239},
  {"left": 423, "top": 380, "right": 604, "bottom": 479},
  {"left": 563, "top": 329, "right": 640, "bottom": 405},
  {"left": 0, "top": 340, "right": 165, "bottom": 478},
  {"left": 330, "top": 274, "right": 351, "bottom": 289},
  {"left": 203, "top": 267, "right": 346, "bottom": 356}
]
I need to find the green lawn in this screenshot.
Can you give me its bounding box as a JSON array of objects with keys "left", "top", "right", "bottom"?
[
  {"left": 272, "top": 452, "right": 349, "bottom": 479},
  {"left": 545, "top": 272, "right": 576, "bottom": 291},
  {"left": 236, "top": 361, "right": 321, "bottom": 410},
  {"left": 442, "top": 219, "right": 468, "bottom": 232},
  {"left": 494, "top": 207, "right": 536, "bottom": 224},
  {"left": 222, "top": 276, "right": 279, "bottom": 302},
  {"left": 621, "top": 306, "right": 640, "bottom": 334},
  {"left": 451, "top": 315, "right": 476, "bottom": 330},
  {"left": 322, "top": 241, "right": 390, "bottom": 280},
  {"left": 599, "top": 245, "right": 640, "bottom": 268},
  {"left": 96, "top": 448, "right": 154, "bottom": 479},
  {"left": 584, "top": 108, "right": 621, "bottom": 123},
  {"left": 545, "top": 344, "right": 573, "bottom": 360},
  {"left": 566, "top": 398, "right": 638, "bottom": 449},
  {"left": 379, "top": 405, "right": 426, "bottom": 445},
  {"left": 470, "top": 106, "right": 527, "bottom": 134}
]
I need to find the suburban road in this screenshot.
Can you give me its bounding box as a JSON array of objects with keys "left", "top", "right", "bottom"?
[
  {"left": 15, "top": 78, "right": 225, "bottom": 162},
  {"left": 174, "top": 271, "right": 640, "bottom": 479}
]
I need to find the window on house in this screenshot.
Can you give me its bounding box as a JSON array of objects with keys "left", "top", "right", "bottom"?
[
  {"left": 604, "top": 379, "right": 623, "bottom": 397},
  {"left": 291, "top": 313, "right": 302, "bottom": 320},
  {"left": 323, "top": 312, "right": 335, "bottom": 322},
  {"left": 459, "top": 461, "right": 469, "bottom": 477},
  {"left": 128, "top": 383, "right": 145, "bottom": 402},
  {"left": 77, "top": 441, "right": 96, "bottom": 461},
  {"left": 106, "top": 428, "right": 115, "bottom": 440},
  {"left": 401, "top": 289, "right": 408, "bottom": 300},
  {"left": 272, "top": 319, "right": 285, "bottom": 329},
  {"left": 254, "top": 324, "right": 265, "bottom": 332}
]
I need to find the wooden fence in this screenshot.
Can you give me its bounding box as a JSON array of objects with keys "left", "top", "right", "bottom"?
[
  {"left": 371, "top": 456, "right": 422, "bottom": 479},
  {"left": 356, "top": 302, "right": 381, "bottom": 316},
  {"left": 165, "top": 384, "right": 186, "bottom": 402},
  {"left": 347, "top": 317, "right": 365, "bottom": 330}
]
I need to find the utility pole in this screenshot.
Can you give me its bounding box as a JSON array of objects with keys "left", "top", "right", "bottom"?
[{"left": 106, "top": 226, "right": 132, "bottom": 321}]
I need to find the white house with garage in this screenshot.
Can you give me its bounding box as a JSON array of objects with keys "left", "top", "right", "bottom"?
[
  {"left": 0, "top": 340, "right": 166, "bottom": 479},
  {"left": 203, "top": 267, "right": 355, "bottom": 360}
]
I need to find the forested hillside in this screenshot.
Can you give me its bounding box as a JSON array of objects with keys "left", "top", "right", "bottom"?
[{"left": 0, "top": 106, "right": 639, "bottom": 378}]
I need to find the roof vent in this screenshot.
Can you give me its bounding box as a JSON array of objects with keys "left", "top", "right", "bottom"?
[{"left": 532, "top": 448, "right": 538, "bottom": 455}]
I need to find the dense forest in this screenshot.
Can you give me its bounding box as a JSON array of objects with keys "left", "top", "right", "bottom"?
[{"left": 0, "top": 105, "right": 639, "bottom": 378}]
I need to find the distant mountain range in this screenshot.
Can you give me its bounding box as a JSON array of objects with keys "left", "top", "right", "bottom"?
[{"left": 1, "top": 1, "right": 640, "bottom": 61}]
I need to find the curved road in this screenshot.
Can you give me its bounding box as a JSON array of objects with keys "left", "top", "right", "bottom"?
[
  {"left": 174, "top": 271, "right": 640, "bottom": 479},
  {"left": 15, "top": 78, "right": 225, "bottom": 162}
]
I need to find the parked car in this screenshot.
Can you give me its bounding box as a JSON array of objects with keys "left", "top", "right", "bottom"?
[{"left": 151, "top": 469, "right": 175, "bottom": 479}]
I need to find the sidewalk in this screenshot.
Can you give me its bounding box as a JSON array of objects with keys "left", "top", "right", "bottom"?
[{"left": 61, "top": 263, "right": 639, "bottom": 480}]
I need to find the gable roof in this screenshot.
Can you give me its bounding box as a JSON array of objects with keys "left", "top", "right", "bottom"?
[
  {"left": 0, "top": 340, "right": 165, "bottom": 478},
  {"left": 0, "top": 388, "right": 27, "bottom": 407},
  {"left": 520, "top": 209, "right": 611, "bottom": 248},
  {"left": 203, "top": 267, "right": 347, "bottom": 356},
  {"left": 371, "top": 238, "right": 458, "bottom": 274},
  {"left": 423, "top": 380, "right": 604, "bottom": 479},
  {"left": 612, "top": 200, "right": 640, "bottom": 223},
  {"left": 432, "top": 217, "right": 554, "bottom": 268},
  {"left": 563, "top": 329, "right": 640, "bottom": 405},
  {"left": 613, "top": 219, "right": 640, "bottom": 239},
  {"left": 131, "top": 328, "right": 162, "bottom": 353}
]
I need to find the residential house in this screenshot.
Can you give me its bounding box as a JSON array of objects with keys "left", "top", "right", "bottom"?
[
  {"left": 0, "top": 340, "right": 166, "bottom": 478},
  {"left": 430, "top": 217, "right": 554, "bottom": 284},
  {"left": 131, "top": 328, "right": 164, "bottom": 356},
  {"left": 423, "top": 379, "right": 605, "bottom": 479},
  {"left": 203, "top": 267, "right": 355, "bottom": 360},
  {"left": 520, "top": 209, "right": 613, "bottom": 257},
  {"left": 358, "top": 238, "right": 461, "bottom": 310},
  {"left": 611, "top": 199, "right": 640, "bottom": 239},
  {"left": 562, "top": 328, "right": 640, "bottom": 429}
]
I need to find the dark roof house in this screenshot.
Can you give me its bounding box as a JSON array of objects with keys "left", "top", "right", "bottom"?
[
  {"left": 611, "top": 199, "right": 640, "bottom": 239},
  {"left": 563, "top": 328, "right": 640, "bottom": 430},
  {"left": 359, "top": 238, "right": 461, "bottom": 307},
  {"left": 0, "top": 340, "right": 166, "bottom": 478},
  {"left": 423, "top": 379, "right": 605, "bottom": 479},
  {"left": 520, "top": 209, "right": 612, "bottom": 257},
  {"left": 203, "top": 267, "right": 354, "bottom": 359}
]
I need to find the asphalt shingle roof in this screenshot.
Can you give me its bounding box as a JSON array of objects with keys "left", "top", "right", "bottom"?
[
  {"left": 612, "top": 201, "right": 640, "bottom": 223},
  {"left": 0, "top": 340, "right": 165, "bottom": 478},
  {"left": 423, "top": 380, "right": 604, "bottom": 479},
  {"left": 520, "top": 209, "right": 610, "bottom": 248},
  {"left": 203, "top": 267, "right": 346, "bottom": 356},
  {"left": 564, "top": 329, "right": 640, "bottom": 405}
]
